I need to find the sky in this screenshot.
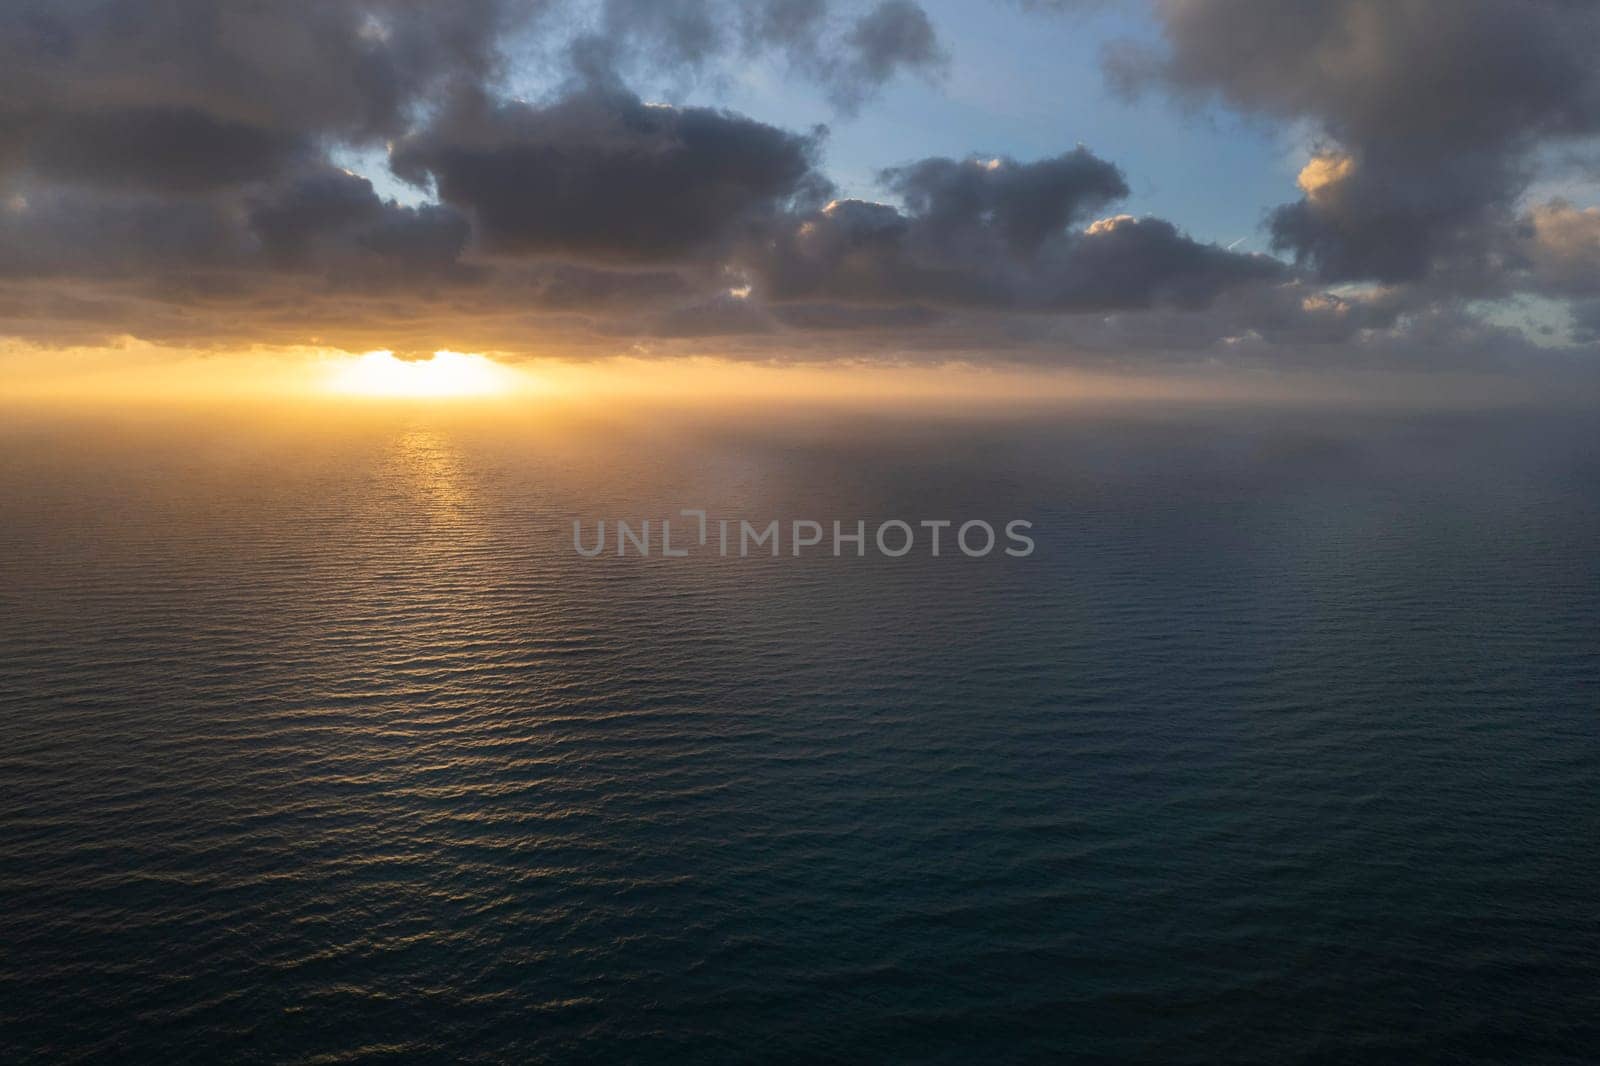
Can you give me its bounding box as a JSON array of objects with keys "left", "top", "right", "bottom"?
[
  {"left": 631, "top": 0, "right": 1291, "bottom": 249},
  {"left": 2, "top": 0, "right": 1599, "bottom": 401}
]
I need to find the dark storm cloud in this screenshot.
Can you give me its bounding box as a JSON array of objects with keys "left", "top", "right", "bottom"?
[
  {"left": 772, "top": 303, "right": 944, "bottom": 331},
  {"left": 1029, "top": 215, "right": 1285, "bottom": 311},
  {"left": 248, "top": 169, "right": 472, "bottom": 276},
  {"left": 1262, "top": 153, "right": 1512, "bottom": 287},
  {"left": 744, "top": 153, "right": 1282, "bottom": 313},
  {"left": 0, "top": 188, "right": 243, "bottom": 279},
  {"left": 881, "top": 149, "right": 1128, "bottom": 255},
  {"left": 392, "top": 88, "right": 827, "bottom": 264},
  {"left": 0, "top": 0, "right": 524, "bottom": 189},
  {"left": 0, "top": 166, "right": 471, "bottom": 285},
  {"left": 23, "top": 107, "right": 310, "bottom": 193},
  {"left": 1102, "top": 0, "right": 1600, "bottom": 286}
]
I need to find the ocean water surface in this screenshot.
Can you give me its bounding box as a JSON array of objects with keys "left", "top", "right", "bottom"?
[{"left": 1, "top": 404, "right": 1597, "bottom": 1063}]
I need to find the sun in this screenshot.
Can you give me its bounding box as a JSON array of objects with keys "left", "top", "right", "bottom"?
[{"left": 326, "top": 350, "right": 515, "bottom": 398}]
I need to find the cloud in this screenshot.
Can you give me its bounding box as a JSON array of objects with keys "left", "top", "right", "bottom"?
[
  {"left": 0, "top": 0, "right": 524, "bottom": 189},
  {"left": 0, "top": 1, "right": 1299, "bottom": 364},
  {"left": 21, "top": 106, "right": 311, "bottom": 192},
  {"left": 0, "top": 113, "right": 1332, "bottom": 361},
  {"left": 772, "top": 302, "right": 944, "bottom": 331},
  {"left": 638, "top": 293, "right": 779, "bottom": 338},
  {"left": 1101, "top": 0, "right": 1600, "bottom": 288},
  {"left": 0, "top": 0, "right": 939, "bottom": 195},
  {"left": 1571, "top": 301, "right": 1600, "bottom": 344},
  {"left": 1523, "top": 200, "right": 1600, "bottom": 297},
  {"left": 392, "top": 88, "right": 827, "bottom": 264},
  {"left": 1, "top": 0, "right": 1593, "bottom": 371},
  {"left": 247, "top": 169, "right": 471, "bottom": 275},
  {"left": 744, "top": 153, "right": 1282, "bottom": 313},
  {"left": 841, "top": 1, "right": 947, "bottom": 108},
  {"left": 578, "top": 0, "right": 947, "bottom": 114},
  {"left": 0, "top": 188, "right": 242, "bottom": 280},
  {"left": 881, "top": 149, "right": 1128, "bottom": 255}
]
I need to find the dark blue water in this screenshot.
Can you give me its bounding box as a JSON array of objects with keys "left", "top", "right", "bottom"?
[{"left": 1, "top": 405, "right": 1597, "bottom": 1063}]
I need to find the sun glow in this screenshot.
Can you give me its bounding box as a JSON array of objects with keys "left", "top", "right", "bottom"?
[{"left": 326, "top": 350, "right": 516, "bottom": 398}]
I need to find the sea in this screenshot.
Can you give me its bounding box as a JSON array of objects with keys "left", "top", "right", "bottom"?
[{"left": 1, "top": 402, "right": 1596, "bottom": 1063}]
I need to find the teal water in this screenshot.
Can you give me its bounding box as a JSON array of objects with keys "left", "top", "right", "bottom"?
[{"left": 1, "top": 406, "right": 1596, "bottom": 1063}]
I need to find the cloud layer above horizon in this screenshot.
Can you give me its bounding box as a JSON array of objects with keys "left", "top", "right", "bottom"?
[{"left": 2, "top": 0, "right": 1598, "bottom": 372}]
